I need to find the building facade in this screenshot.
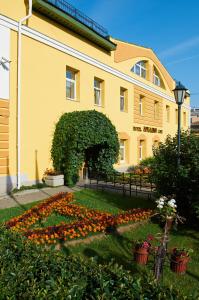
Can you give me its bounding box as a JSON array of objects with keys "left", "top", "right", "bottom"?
[
  {"left": 191, "top": 108, "right": 199, "bottom": 135},
  {"left": 0, "top": 0, "right": 190, "bottom": 194}
]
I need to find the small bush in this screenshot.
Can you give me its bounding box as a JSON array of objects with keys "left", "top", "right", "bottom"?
[
  {"left": 140, "top": 156, "right": 155, "bottom": 168},
  {"left": 0, "top": 226, "right": 192, "bottom": 299}
]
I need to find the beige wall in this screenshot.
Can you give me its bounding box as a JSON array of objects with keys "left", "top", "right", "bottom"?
[{"left": 0, "top": 1, "right": 190, "bottom": 192}]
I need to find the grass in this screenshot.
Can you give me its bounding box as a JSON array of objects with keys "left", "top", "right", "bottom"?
[
  {"left": 74, "top": 189, "right": 155, "bottom": 213},
  {"left": 0, "top": 189, "right": 154, "bottom": 224},
  {"left": 0, "top": 201, "right": 42, "bottom": 223},
  {"left": 0, "top": 188, "right": 198, "bottom": 297},
  {"left": 67, "top": 221, "right": 199, "bottom": 297}
]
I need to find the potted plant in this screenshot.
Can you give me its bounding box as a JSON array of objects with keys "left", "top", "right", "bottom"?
[
  {"left": 43, "top": 168, "right": 64, "bottom": 187},
  {"left": 170, "top": 247, "right": 193, "bottom": 274},
  {"left": 134, "top": 237, "right": 152, "bottom": 265}
]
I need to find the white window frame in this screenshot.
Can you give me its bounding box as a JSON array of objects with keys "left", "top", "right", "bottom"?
[
  {"left": 153, "top": 73, "right": 161, "bottom": 87},
  {"left": 139, "top": 140, "right": 143, "bottom": 161},
  {"left": 139, "top": 96, "right": 143, "bottom": 115},
  {"left": 66, "top": 69, "right": 76, "bottom": 100},
  {"left": 119, "top": 140, "right": 125, "bottom": 163},
  {"left": 120, "top": 88, "right": 125, "bottom": 112},
  {"left": 94, "top": 79, "right": 102, "bottom": 106},
  {"left": 132, "top": 61, "right": 147, "bottom": 79}
]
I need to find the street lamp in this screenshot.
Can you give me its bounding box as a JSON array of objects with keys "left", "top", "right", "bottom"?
[{"left": 173, "top": 81, "right": 188, "bottom": 166}]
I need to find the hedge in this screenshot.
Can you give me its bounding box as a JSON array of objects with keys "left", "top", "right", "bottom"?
[{"left": 0, "top": 226, "right": 192, "bottom": 299}]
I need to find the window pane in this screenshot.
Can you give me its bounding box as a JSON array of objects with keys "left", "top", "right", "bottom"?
[
  {"left": 120, "top": 148, "right": 124, "bottom": 161},
  {"left": 119, "top": 140, "right": 125, "bottom": 161},
  {"left": 94, "top": 89, "right": 101, "bottom": 105},
  {"left": 66, "top": 81, "right": 75, "bottom": 99},
  {"left": 120, "top": 96, "right": 124, "bottom": 111},
  {"left": 94, "top": 79, "right": 100, "bottom": 88},
  {"left": 66, "top": 70, "right": 75, "bottom": 80},
  {"left": 141, "top": 68, "right": 146, "bottom": 78},
  {"left": 135, "top": 65, "right": 140, "bottom": 75}
]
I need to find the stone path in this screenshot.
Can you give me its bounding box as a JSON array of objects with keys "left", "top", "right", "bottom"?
[{"left": 0, "top": 185, "right": 82, "bottom": 210}]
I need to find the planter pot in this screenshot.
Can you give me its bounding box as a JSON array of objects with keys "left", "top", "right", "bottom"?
[
  {"left": 45, "top": 174, "right": 64, "bottom": 187},
  {"left": 134, "top": 247, "right": 149, "bottom": 265},
  {"left": 170, "top": 255, "right": 189, "bottom": 274},
  {"left": 165, "top": 217, "right": 174, "bottom": 231}
]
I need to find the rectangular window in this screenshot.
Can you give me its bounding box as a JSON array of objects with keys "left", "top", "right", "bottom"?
[
  {"left": 119, "top": 140, "right": 125, "bottom": 163},
  {"left": 139, "top": 95, "right": 143, "bottom": 115},
  {"left": 94, "top": 78, "right": 102, "bottom": 106},
  {"left": 154, "top": 101, "right": 159, "bottom": 119},
  {"left": 139, "top": 140, "right": 144, "bottom": 161},
  {"left": 183, "top": 112, "right": 186, "bottom": 126},
  {"left": 120, "top": 88, "right": 127, "bottom": 112},
  {"left": 166, "top": 105, "right": 170, "bottom": 122},
  {"left": 66, "top": 68, "right": 76, "bottom": 100}
]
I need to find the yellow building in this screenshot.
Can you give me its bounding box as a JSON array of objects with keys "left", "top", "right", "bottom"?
[{"left": 0, "top": 0, "right": 190, "bottom": 194}]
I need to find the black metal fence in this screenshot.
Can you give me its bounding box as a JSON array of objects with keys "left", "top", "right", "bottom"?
[
  {"left": 45, "top": 0, "right": 109, "bottom": 38},
  {"left": 85, "top": 171, "right": 156, "bottom": 199}
]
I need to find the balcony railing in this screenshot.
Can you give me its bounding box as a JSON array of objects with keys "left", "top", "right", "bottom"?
[{"left": 44, "top": 0, "right": 109, "bottom": 38}]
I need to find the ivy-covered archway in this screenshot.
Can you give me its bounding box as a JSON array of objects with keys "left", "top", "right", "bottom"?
[{"left": 51, "top": 110, "right": 119, "bottom": 185}]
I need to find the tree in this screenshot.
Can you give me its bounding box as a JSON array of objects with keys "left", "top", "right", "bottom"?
[
  {"left": 51, "top": 110, "right": 119, "bottom": 185},
  {"left": 151, "top": 132, "right": 199, "bottom": 220}
]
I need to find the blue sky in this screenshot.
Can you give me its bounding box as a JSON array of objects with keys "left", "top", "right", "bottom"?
[{"left": 71, "top": 0, "right": 199, "bottom": 107}]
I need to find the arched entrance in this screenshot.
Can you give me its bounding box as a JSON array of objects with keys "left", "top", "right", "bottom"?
[{"left": 51, "top": 110, "right": 119, "bottom": 185}]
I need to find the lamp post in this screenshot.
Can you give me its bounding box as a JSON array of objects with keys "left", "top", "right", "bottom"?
[{"left": 173, "top": 82, "right": 188, "bottom": 166}]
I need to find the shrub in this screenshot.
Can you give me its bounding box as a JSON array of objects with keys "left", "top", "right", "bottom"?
[
  {"left": 150, "top": 132, "right": 199, "bottom": 221},
  {"left": 51, "top": 110, "right": 119, "bottom": 186},
  {"left": 140, "top": 156, "right": 155, "bottom": 168},
  {"left": 127, "top": 157, "right": 154, "bottom": 174},
  {"left": 0, "top": 226, "right": 191, "bottom": 299}
]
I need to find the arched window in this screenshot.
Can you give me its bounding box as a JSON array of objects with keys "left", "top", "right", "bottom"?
[
  {"left": 153, "top": 66, "right": 165, "bottom": 88},
  {"left": 131, "top": 61, "right": 147, "bottom": 79}
]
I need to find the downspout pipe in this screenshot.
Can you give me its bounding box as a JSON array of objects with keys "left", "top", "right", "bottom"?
[{"left": 17, "top": 0, "right": 32, "bottom": 189}]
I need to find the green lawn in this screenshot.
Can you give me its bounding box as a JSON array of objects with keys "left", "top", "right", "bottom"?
[
  {"left": 0, "top": 189, "right": 154, "bottom": 224},
  {"left": 0, "top": 201, "right": 41, "bottom": 223},
  {"left": 0, "top": 189, "right": 198, "bottom": 297},
  {"left": 67, "top": 221, "right": 199, "bottom": 297},
  {"left": 74, "top": 189, "right": 155, "bottom": 212}
]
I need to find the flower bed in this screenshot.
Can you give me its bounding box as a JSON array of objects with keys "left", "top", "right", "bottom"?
[{"left": 6, "top": 192, "right": 153, "bottom": 244}]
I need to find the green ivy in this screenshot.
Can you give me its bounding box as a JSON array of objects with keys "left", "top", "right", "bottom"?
[{"left": 51, "top": 110, "right": 119, "bottom": 185}]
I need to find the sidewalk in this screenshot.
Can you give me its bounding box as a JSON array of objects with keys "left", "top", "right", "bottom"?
[{"left": 0, "top": 185, "right": 82, "bottom": 210}]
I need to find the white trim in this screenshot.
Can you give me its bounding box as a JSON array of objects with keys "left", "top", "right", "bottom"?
[
  {"left": 153, "top": 73, "right": 160, "bottom": 87},
  {"left": 139, "top": 96, "right": 143, "bottom": 116},
  {"left": 132, "top": 61, "right": 147, "bottom": 79},
  {"left": 119, "top": 140, "right": 125, "bottom": 163},
  {"left": 94, "top": 79, "right": 101, "bottom": 106},
  {"left": 66, "top": 69, "right": 76, "bottom": 100},
  {"left": 0, "top": 14, "right": 190, "bottom": 110},
  {"left": 139, "top": 140, "right": 143, "bottom": 161}
]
